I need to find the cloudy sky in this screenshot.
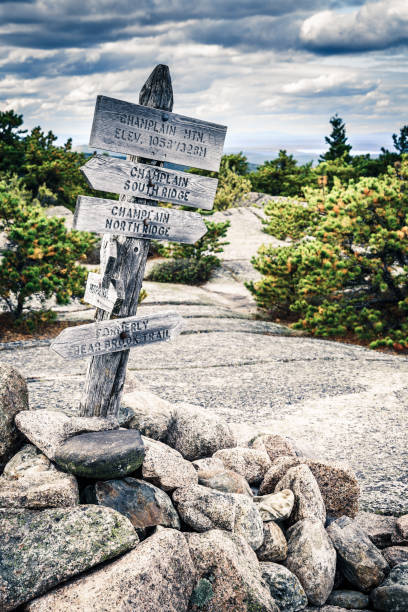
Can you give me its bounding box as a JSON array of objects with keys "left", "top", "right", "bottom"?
[{"left": 0, "top": 0, "right": 407, "bottom": 161}]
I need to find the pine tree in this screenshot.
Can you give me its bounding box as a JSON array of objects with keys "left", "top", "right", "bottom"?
[
  {"left": 319, "top": 114, "right": 352, "bottom": 162},
  {"left": 392, "top": 125, "right": 408, "bottom": 154}
]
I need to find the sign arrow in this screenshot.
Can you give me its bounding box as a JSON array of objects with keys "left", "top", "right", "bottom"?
[
  {"left": 89, "top": 95, "right": 227, "bottom": 172},
  {"left": 80, "top": 155, "right": 218, "bottom": 211},
  {"left": 84, "top": 272, "right": 118, "bottom": 314},
  {"left": 50, "top": 311, "right": 183, "bottom": 360},
  {"left": 74, "top": 195, "right": 207, "bottom": 244}
]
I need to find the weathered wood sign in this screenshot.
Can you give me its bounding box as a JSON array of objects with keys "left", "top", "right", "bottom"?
[
  {"left": 74, "top": 195, "right": 207, "bottom": 244},
  {"left": 84, "top": 272, "right": 118, "bottom": 313},
  {"left": 89, "top": 95, "right": 227, "bottom": 171},
  {"left": 81, "top": 155, "right": 218, "bottom": 210},
  {"left": 51, "top": 311, "right": 183, "bottom": 360}
]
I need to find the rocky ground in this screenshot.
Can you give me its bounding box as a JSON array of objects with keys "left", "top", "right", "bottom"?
[{"left": 1, "top": 204, "right": 407, "bottom": 516}]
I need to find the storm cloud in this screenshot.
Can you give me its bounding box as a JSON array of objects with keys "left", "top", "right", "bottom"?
[{"left": 0, "top": 0, "right": 406, "bottom": 155}]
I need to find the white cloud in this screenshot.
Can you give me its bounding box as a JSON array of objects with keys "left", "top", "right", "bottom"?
[
  {"left": 300, "top": 1, "right": 408, "bottom": 52},
  {"left": 283, "top": 71, "right": 377, "bottom": 96}
]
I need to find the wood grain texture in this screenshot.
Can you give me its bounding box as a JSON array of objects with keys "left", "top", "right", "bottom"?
[
  {"left": 89, "top": 94, "right": 227, "bottom": 171},
  {"left": 51, "top": 311, "right": 183, "bottom": 360},
  {"left": 74, "top": 195, "right": 207, "bottom": 244},
  {"left": 81, "top": 155, "right": 217, "bottom": 210},
  {"left": 84, "top": 272, "right": 118, "bottom": 313},
  {"left": 80, "top": 64, "right": 175, "bottom": 418}
]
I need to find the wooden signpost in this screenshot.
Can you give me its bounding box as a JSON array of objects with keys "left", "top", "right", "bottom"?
[
  {"left": 89, "top": 95, "right": 227, "bottom": 171},
  {"left": 80, "top": 155, "right": 218, "bottom": 210},
  {"left": 51, "top": 311, "right": 182, "bottom": 360},
  {"left": 74, "top": 195, "right": 207, "bottom": 243},
  {"left": 51, "top": 64, "right": 227, "bottom": 418}
]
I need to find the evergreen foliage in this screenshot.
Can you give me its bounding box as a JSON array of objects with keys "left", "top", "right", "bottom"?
[
  {"left": 248, "top": 157, "right": 408, "bottom": 350},
  {"left": 319, "top": 114, "right": 352, "bottom": 162},
  {"left": 147, "top": 219, "right": 230, "bottom": 285},
  {"left": 0, "top": 175, "right": 96, "bottom": 324}
]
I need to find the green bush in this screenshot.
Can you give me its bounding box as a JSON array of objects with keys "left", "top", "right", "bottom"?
[
  {"left": 247, "top": 157, "right": 408, "bottom": 351},
  {"left": 189, "top": 153, "right": 251, "bottom": 210},
  {"left": 0, "top": 175, "right": 97, "bottom": 325},
  {"left": 147, "top": 219, "right": 230, "bottom": 285}
]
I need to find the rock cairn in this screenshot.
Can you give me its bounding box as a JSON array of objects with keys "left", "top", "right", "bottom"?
[{"left": 1, "top": 364, "right": 407, "bottom": 611}]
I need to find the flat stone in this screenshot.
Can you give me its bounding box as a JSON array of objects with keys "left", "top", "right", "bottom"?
[
  {"left": 285, "top": 518, "right": 336, "bottom": 606},
  {"left": 91, "top": 477, "right": 180, "bottom": 530},
  {"left": 0, "top": 444, "right": 79, "bottom": 508},
  {"left": 53, "top": 429, "right": 145, "bottom": 479},
  {"left": 122, "top": 390, "right": 172, "bottom": 440},
  {"left": 186, "top": 529, "right": 277, "bottom": 611},
  {"left": 26, "top": 528, "right": 196, "bottom": 612},
  {"left": 370, "top": 561, "right": 408, "bottom": 612},
  {"left": 327, "top": 516, "right": 389, "bottom": 592},
  {"left": 251, "top": 433, "right": 299, "bottom": 462},
  {"left": 173, "top": 484, "right": 264, "bottom": 550},
  {"left": 15, "top": 409, "right": 118, "bottom": 460},
  {"left": 192, "top": 456, "right": 225, "bottom": 474},
  {"left": 260, "top": 456, "right": 359, "bottom": 518},
  {"left": 141, "top": 436, "right": 198, "bottom": 491},
  {"left": 256, "top": 522, "right": 288, "bottom": 562},
  {"left": 198, "top": 468, "right": 253, "bottom": 496},
  {"left": 327, "top": 590, "right": 369, "bottom": 610},
  {"left": 214, "top": 447, "right": 272, "bottom": 484},
  {"left": 355, "top": 511, "right": 399, "bottom": 548},
  {"left": 0, "top": 505, "right": 138, "bottom": 611},
  {"left": 165, "top": 402, "right": 236, "bottom": 461},
  {"left": 276, "top": 464, "right": 326, "bottom": 525},
  {"left": 253, "top": 489, "right": 295, "bottom": 521},
  {"left": 0, "top": 363, "right": 29, "bottom": 469},
  {"left": 382, "top": 546, "right": 408, "bottom": 568},
  {"left": 260, "top": 562, "right": 308, "bottom": 612}
]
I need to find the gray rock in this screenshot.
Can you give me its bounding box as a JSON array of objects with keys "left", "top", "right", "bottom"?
[
  {"left": 276, "top": 464, "right": 326, "bottom": 525},
  {"left": 251, "top": 433, "right": 299, "bottom": 462},
  {"left": 53, "top": 429, "right": 145, "bottom": 479},
  {"left": 285, "top": 518, "right": 336, "bottom": 606},
  {"left": 327, "top": 516, "right": 389, "bottom": 592},
  {"left": 15, "top": 409, "right": 118, "bottom": 460},
  {"left": 166, "top": 402, "right": 236, "bottom": 461},
  {"left": 306, "top": 607, "right": 370, "bottom": 612},
  {"left": 0, "top": 363, "right": 29, "bottom": 469},
  {"left": 0, "top": 444, "right": 78, "bottom": 508},
  {"left": 91, "top": 477, "right": 180, "bottom": 530},
  {"left": 199, "top": 468, "right": 253, "bottom": 496},
  {"left": 370, "top": 561, "right": 408, "bottom": 612},
  {"left": 214, "top": 446, "right": 272, "bottom": 484},
  {"left": 192, "top": 456, "right": 225, "bottom": 473},
  {"left": 327, "top": 590, "right": 369, "bottom": 609},
  {"left": 257, "top": 522, "right": 288, "bottom": 562},
  {"left": 382, "top": 546, "right": 408, "bottom": 568},
  {"left": 0, "top": 505, "right": 138, "bottom": 611},
  {"left": 122, "top": 390, "right": 172, "bottom": 440},
  {"left": 173, "top": 484, "right": 264, "bottom": 550},
  {"left": 397, "top": 515, "right": 408, "bottom": 539},
  {"left": 141, "top": 436, "right": 198, "bottom": 491},
  {"left": 253, "top": 489, "right": 295, "bottom": 521},
  {"left": 260, "top": 456, "right": 359, "bottom": 518},
  {"left": 261, "top": 562, "right": 308, "bottom": 612},
  {"left": 355, "top": 511, "right": 399, "bottom": 548},
  {"left": 186, "top": 529, "right": 278, "bottom": 611},
  {"left": 26, "top": 528, "right": 196, "bottom": 612}
]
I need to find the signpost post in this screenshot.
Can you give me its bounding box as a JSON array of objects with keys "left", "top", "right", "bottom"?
[{"left": 51, "top": 64, "right": 227, "bottom": 419}]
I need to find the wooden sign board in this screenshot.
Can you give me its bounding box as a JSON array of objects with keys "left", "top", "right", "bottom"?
[
  {"left": 81, "top": 155, "right": 218, "bottom": 210},
  {"left": 51, "top": 311, "right": 183, "bottom": 360},
  {"left": 89, "top": 95, "right": 227, "bottom": 172},
  {"left": 84, "top": 272, "right": 118, "bottom": 313},
  {"left": 74, "top": 195, "right": 207, "bottom": 244}
]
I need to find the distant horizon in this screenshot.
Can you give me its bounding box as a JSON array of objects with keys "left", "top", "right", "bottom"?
[{"left": 1, "top": 1, "right": 406, "bottom": 171}]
